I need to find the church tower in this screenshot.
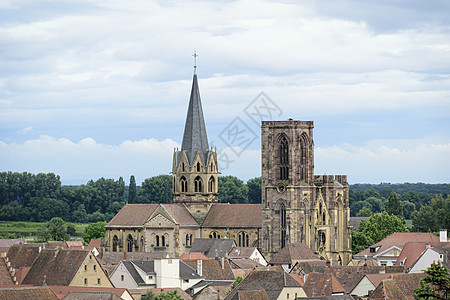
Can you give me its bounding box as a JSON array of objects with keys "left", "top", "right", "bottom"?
[
  {"left": 172, "top": 68, "right": 218, "bottom": 222},
  {"left": 261, "top": 120, "right": 352, "bottom": 265}
]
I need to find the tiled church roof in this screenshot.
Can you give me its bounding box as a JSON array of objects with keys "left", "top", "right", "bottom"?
[
  {"left": 202, "top": 204, "right": 262, "bottom": 228},
  {"left": 106, "top": 204, "right": 158, "bottom": 227}
]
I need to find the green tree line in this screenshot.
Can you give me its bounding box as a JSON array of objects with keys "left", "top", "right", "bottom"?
[{"left": 0, "top": 172, "right": 262, "bottom": 223}]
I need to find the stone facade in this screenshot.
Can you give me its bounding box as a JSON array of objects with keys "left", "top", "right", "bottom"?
[{"left": 261, "top": 120, "right": 352, "bottom": 264}]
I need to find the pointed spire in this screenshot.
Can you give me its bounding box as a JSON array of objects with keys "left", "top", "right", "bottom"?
[{"left": 181, "top": 71, "right": 209, "bottom": 165}]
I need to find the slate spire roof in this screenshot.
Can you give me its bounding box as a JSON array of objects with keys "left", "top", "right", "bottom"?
[{"left": 181, "top": 73, "right": 209, "bottom": 165}]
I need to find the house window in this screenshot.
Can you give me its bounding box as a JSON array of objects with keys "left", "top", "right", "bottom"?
[
  {"left": 180, "top": 176, "right": 187, "bottom": 193},
  {"left": 194, "top": 176, "right": 203, "bottom": 192},
  {"left": 182, "top": 162, "right": 185, "bottom": 172},
  {"left": 149, "top": 275, "right": 153, "bottom": 280},
  {"left": 184, "top": 279, "right": 189, "bottom": 283},
  {"left": 197, "top": 162, "right": 201, "bottom": 172},
  {"left": 370, "top": 247, "right": 376, "bottom": 253},
  {"left": 84, "top": 278, "right": 87, "bottom": 285},
  {"left": 121, "top": 275, "right": 124, "bottom": 281},
  {"left": 97, "top": 278, "right": 101, "bottom": 284},
  {"left": 93, "top": 265, "right": 96, "bottom": 271},
  {"left": 84, "top": 265, "right": 87, "bottom": 271},
  {"left": 279, "top": 136, "right": 289, "bottom": 180},
  {"left": 113, "top": 235, "right": 119, "bottom": 252},
  {"left": 162, "top": 235, "right": 166, "bottom": 247},
  {"left": 90, "top": 255, "right": 92, "bottom": 260}
]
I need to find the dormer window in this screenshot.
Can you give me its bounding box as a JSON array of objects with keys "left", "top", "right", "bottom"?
[{"left": 370, "top": 247, "right": 377, "bottom": 253}]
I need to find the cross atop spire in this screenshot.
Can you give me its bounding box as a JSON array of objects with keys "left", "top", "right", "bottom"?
[{"left": 193, "top": 50, "right": 198, "bottom": 74}]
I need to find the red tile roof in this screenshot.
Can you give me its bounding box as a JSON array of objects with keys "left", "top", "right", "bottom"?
[
  {"left": 228, "top": 247, "right": 258, "bottom": 258},
  {"left": 162, "top": 204, "right": 200, "bottom": 226},
  {"left": 355, "top": 232, "right": 440, "bottom": 258},
  {"left": 48, "top": 285, "right": 131, "bottom": 299},
  {"left": 269, "top": 243, "right": 318, "bottom": 265},
  {"left": 22, "top": 249, "right": 98, "bottom": 286},
  {"left": 202, "top": 204, "right": 262, "bottom": 228},
  {"left": 179, "top": 252, "right": 208, "bottom": 260},
  {"left": 329, "top": 265, "right": 384, "bottom": 294},
  {"left": 106, "top": 204, "right": 158, "bottom": 226},
  {"left": 0, "top": 258, "right": 14, "bottom": 285},
  {"left": 6, "top": 244, "right": 41, "bottom": 269},
  {"left": 87, "top": 239, "right": 102, "bottom": 250},
  {"left": 303, "top": 272, "right": 345, "bottom": 297},
  {"left": 0, "top": 286, "right": 59, "bottom": 300},
  {"left": 183, "top": 259, "right": 235, "bottom": 281}
]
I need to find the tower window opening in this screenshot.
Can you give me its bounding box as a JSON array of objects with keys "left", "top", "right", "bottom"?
[
  {"left": 194, "top": 176, "right": 203, "bottom": 192},
  {"left": 279, "top": 137, "right": 289, "bottom": 180}
]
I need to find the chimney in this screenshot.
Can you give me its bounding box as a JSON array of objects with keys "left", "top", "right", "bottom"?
[
  {"left": 197, "top": 259, "right": 203, "bottom": 277},
  {"left": 220, "top": 257, "right": 225, "bottom": 269},
  {"left": 440, "top": 229, "right": 447, "bottom": 243},
  {"left": 124, "top": 252, "right": 127, "bottom": 260}
]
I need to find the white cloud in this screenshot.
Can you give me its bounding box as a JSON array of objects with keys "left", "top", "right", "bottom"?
[
  {"left": 0, "top": 136, "right": 179, "bottom": 185},
  {"left": 316, "top": 139, "right": 450, "bottom": 183}
]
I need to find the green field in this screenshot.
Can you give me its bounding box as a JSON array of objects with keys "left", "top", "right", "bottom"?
[{"left": 0, "top": 221, "right": 88, "bottom": 241}]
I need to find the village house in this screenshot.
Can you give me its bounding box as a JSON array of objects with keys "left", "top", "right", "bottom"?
[{"left": 21, "top": 248, "right": 113, "bottom": 288}]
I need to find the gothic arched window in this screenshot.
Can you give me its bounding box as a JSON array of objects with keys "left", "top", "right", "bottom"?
[
  {"left": 238, "top": 231, "right": 249, "bottom": 247},
  {"left": 279, "top": 136, "right": 289, "bottom": 180},
  {"left": 155, "top": 235, "right": 160, "bottom": 247},
  {"left": 127, "top": 234, "right": 134, "bottom": 252},
  {"left": 209, "top": 231, "right": 220, "bottom": 239},
  {"left": 300, "top": 134, "right": 308, "bottom": 181},
  {"left": 194, "top": 176, "right": 203, "bottom": 193},
  {"left": 180, "top": 176, "right": 187, "bottom": 193},
  {"left": 113, "top": 235, "right": 119, "bottom": 252},
  {"left": 208, "top": 176, "right": 215, "bottom": 193}
]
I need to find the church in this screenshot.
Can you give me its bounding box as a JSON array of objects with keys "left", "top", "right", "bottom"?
[{"left": 104, "top": 67, "right": 352, "bottom": 264}]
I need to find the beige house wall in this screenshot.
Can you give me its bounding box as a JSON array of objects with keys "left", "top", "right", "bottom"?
[{"left": 71, "top": 252, "right": 113, "bottom": 287}]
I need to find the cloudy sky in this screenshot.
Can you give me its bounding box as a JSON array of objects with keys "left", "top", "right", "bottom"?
[{"left": 1, "top": 0, "right": 449, "bottom": 185}]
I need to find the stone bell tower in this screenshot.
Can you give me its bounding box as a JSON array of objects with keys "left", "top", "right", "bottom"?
[
  {"left": 261, "top": 120, "right": 352, "bottom": 264},
  {"left": 172, "top": 68, "right": 218, "bottom": 222}
]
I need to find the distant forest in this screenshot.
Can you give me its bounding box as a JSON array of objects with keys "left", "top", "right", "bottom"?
[{"left": 0, "top": 171, "right": 449, "bottom": 232}]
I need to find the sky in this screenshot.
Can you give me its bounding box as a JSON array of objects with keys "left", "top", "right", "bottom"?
[{"left": 1, "top": 0, "right": 449, "bottom": 185}]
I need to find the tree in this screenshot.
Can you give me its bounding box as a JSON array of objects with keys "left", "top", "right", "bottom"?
[
  {"left": 412, "top": 195, "right": 450, "bottom": 233},
  {"left": 413, "top": 261, "right": 450, "bottom": 299},
  {"left": 138, "top": 175, "right": 172, "bottom": 204},
  {"left": 356, "top": 207, "right": 372, "bottom": 217},
  {"left": 142, "top": 290, "right": 183, "bottom": 300},
  {"left": 387, "top": 192, "right": 403, "bottom": 217},
  {"left": 129, "top": 175, "right": 137, "bottom": 203},
  {"left": 47, "top": 217, "right": 68, "bottom": 241},
  {"left": 352, "top": 212, "right": 408, "bottom": 254},
  {"left": 218, "top": 176, "right": 248, "bottom": 204},
  {"left": 82, "top": 221, "right": 107, "bottom": 244},
  {"left": 67, "top": 224, "right": 77, "bottom": 236},
  {"left": 247, "top": 177, "right": 261, "bottom": 204}
]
